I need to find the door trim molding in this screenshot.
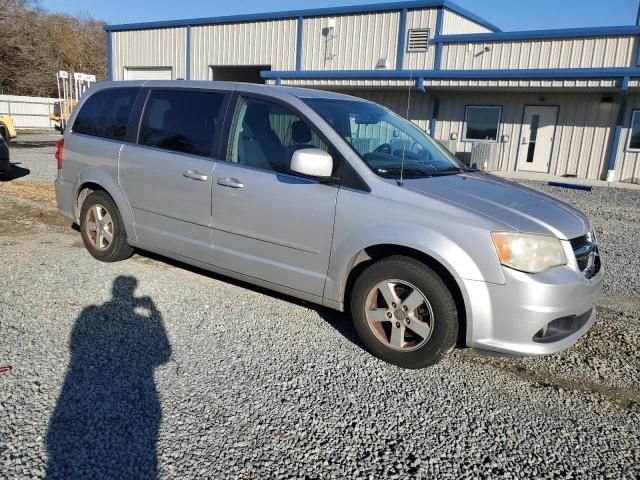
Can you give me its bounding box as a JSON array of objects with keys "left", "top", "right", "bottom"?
[{"left": 514, "top": 104, "right": 560, "bottom": 174}]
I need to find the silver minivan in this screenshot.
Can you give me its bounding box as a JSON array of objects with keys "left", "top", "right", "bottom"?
[{"left": 55, "top": 81, "right": 602, "bottom": 368}]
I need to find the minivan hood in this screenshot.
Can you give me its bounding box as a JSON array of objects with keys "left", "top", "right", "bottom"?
[{"left": 403, "top": 173, "right": 590, "bottom": 240}]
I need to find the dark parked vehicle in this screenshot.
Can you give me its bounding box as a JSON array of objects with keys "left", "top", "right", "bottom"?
[{"left": 0, "top": 134, "right": 9, "bottom": 175}]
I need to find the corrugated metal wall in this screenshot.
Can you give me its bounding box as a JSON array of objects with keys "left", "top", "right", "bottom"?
[
  {"left": 614, "top": 93, "right": 640, "bottom": 183},
  {"left": 434, "top": 91, "right": 618, "bottom": 180},
  {"left": 337, "top": 89, "right": 435, "bottom": 132},
  {"left": 112, "top": 28, "right": 187, "bottom": 81},
  {"left": 190, "top": 20, "right": 298, "bottom": 80},
  {"left": 274, "top": 79, "right": 416, "bottom": 88},
  {"left": 403, "top": 9, "right": 438, "bottom": 70},
  {"left": 441, "top": 10, "right": 492, "bottom": 35},
  {"left": 440, "top": 36, "right": 638, "bottom": 70},
  {"left": 302, "top": 11, "right": 400, "bottom": 70},
  {"left": 0, "top": 94, "right": 57, "bottom": 129},
  {"left": 423, "top": 79, "right": 619, "bottom": 89}
]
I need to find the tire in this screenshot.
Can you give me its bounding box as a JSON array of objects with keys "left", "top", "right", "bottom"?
[
  {"left": 80, "top": 190, "right": 134, "bottom": 262},
  {"left": 350, "top": 256, "right": 458, "bottom": 369}
]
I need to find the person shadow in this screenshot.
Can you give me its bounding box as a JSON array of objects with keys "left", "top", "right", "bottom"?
[{"left": 45, "top": 276, "right": 171, "bottom": 479}]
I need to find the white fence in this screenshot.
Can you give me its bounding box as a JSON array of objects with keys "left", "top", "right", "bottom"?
[{"left": 0, "top": 94, "right": 58, "bottom": 129}]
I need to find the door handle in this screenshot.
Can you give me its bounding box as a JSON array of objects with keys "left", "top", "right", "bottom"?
[
  {"left": 217, "top": 178, "right": 244, "bottom": 189},
  {"left": 183, "top": 170, "right": 209, "bottom": 181}
]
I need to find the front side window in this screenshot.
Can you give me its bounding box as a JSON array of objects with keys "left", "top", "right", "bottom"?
[
  {"left": 227, "top": 96, "right": 329, "bottom": 174},
  {"left": 463, "top": 106, "right": 502, "bottom": 142},
  {"left": 304, "top": 98, "right": 464, "bottom": 180},
  {"left": 627, "top": 111, "right": 640, "bottom": 151},
  {"left": 139, "top": 89, "right": 225, "bottom": 157},
  {"left": 73, "top": 88, "right": 139, "bottom": 140}
]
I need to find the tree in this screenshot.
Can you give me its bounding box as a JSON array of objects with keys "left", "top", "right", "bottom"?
[{"left": 0, "top": 0, "right": 106, "bottom": 96}]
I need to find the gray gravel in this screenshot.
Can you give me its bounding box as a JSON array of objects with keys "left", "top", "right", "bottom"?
[{"left": 1, "top": 152, "right": 639, "bottom": 478}]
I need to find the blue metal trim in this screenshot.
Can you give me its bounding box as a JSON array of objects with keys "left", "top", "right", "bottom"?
[
  {"left": 430, "top": 96, "right": 440, "bottom": 137},
  {"left": 637, "top": 2, "right": 640, "bottom": 26},
  {"left": 296, "top": 17, "right": 304, "bottom": 71},
  {"left": 107, "top": 31, "right": 113, "bottom": 81},
  {"left": 416, "top": 77, "right": 425, "bottom": 91},
  {"left": 434, "top": 7, "right": 444, "bottom": 70},
  {"left": 186, "top": 25, "right": 191, "bottom": 80},
  {"left": 396, "top": 8, "right": 408, "bottom": 70},
  {"left": 262, "top": 67, "right": 640, "bottom": 80},
  {"left": 607, "top": 76, "right": 630, "bottom": 173},
  {"left": 104, "top": 0, "right": 500, "bottom": 33},
  {"left": 435, "top": 25, "right": 640, "bottom": 43}
]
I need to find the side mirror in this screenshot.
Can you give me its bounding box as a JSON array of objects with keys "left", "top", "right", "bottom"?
[{"left": 290, "top": 148, "right": 333, "bottom": 178}]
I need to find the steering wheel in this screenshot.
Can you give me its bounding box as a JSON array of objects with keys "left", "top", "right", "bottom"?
[{"left": 374, "top": 143, "right": 392, "bottom": 154}]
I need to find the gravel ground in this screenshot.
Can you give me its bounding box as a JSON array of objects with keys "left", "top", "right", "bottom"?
[{"left": 1, "top": 146, "right": 639, "bottom": 479}]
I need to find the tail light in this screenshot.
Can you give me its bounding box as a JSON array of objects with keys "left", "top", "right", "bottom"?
[{"left": 55, "top": 138, "right": 64, "bottom": 170}]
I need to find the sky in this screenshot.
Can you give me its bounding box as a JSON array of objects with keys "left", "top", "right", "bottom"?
[{"left": 39, "top": 0, "right": 639, "bottom": 31}]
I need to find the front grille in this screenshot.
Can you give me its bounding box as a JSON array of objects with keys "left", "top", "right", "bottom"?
[{"left": 570, "top": 232, "right": 601, "bottom": 279}]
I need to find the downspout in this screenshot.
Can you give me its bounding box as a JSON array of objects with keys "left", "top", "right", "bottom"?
[
  {"left": 107, "top": 31, "right": 113, "bottom": 82},
  {"left": 186, "top": 25, "right": 192, "bottom": 80},
  {"left": 416, "top": 77, "right": 440, "bottom": 138},
  {"left": 606, "top": 76, "right": 629, "bottom": 182},
  {"left": 428, "top": 7, "right": 445, "bottom": 137}
]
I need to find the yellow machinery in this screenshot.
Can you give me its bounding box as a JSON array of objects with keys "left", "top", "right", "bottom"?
[
  {"left": 49, "top": 99, "right": 77, "bottom": 132},
  {"left": 50, "top": 71, "right": 95, "bottom": 131},
  {"left": 0, "top": 114, "right": 17, "bottom": 142}
]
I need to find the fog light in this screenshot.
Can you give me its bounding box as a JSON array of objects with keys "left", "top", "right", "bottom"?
[{"left": 533, "top": 310, "right": 592, "bottom": 344}]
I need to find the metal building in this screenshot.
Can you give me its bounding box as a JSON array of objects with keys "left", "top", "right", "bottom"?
[{"left": 105, "top": 0, "right": 640, "bottom": 184}]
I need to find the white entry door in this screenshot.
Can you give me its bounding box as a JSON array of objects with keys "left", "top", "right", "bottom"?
[{"left": 517, "top": 106, "right": 558, "bottom": 173}]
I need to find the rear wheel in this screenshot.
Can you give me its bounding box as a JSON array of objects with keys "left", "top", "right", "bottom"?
[
  {"left": 80, "top": 190, "right": 134, "bottom": 262},
  {"left": 350, "top": 256, "right": 458, "bottom": 369}
]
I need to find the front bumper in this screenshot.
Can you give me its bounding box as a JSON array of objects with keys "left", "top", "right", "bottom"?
[{"left": 462, "top": 263, "right": 603, "bottom": 356}]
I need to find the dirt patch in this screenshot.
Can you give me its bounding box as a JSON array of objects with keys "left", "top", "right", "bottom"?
[
  {"left": 0, "top": 181, "right": 56, "bottom": 205},
  {"left": 0, "top": 191, "right": 70, "bottom": 236}
]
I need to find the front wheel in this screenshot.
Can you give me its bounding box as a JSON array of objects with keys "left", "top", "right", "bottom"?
[
  {"left": 350, "top": 256, "right": 459, "bottom": 369},
  {"left": 80, "top": 190, "right": 134, "bottom": 262}
]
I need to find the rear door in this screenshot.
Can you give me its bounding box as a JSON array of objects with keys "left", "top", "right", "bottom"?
[
  {"left": 211, "top": 94, "right": 340, "bottom": 297},
  {"left": 119, "top": 88, "right": 230, "bottom": 263}
]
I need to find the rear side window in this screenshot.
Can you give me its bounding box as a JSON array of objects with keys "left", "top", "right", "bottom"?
[
  {"left": 73, "top": 88, "right": 139, "bottom": 140},
  {"left": 139, "top": 90, "right": 225, "bottom": 157}
]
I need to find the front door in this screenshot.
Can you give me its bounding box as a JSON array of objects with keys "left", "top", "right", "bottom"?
[
  {"left": 119, "top": 88, "right": 228, "bottom": 263},
  {"left": 211, "top": 95, "right": 339, "bottom": 297},
  {"left": 517, "top": 106, "right": 558, "bottom": 173}
]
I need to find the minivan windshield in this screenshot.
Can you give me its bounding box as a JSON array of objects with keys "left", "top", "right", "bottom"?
[{"left": 304, "top": 98, "right": 467, "bottom": 180}]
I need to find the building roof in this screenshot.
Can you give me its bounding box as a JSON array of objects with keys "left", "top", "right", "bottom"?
[{"left": 104, "top": 0, "right": 501, "bottom": 33}]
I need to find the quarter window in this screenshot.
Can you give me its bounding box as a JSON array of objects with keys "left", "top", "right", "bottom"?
[
  {"left": 227, "top": 96, "right": 329, "bottom": 174},
  {"left": 627, "top": 111, "right": 640, "bottom": 151},
  {"left": 463, "top": 106, "right": 502, "bottom": 142},
  {"left": 73, "top": 88, "right": 139, "bottom": 140},
  {"left": 139, "top": 90, "right": 225, "bottom": 157}
]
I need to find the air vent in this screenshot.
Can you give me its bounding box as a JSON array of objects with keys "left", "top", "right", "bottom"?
[{"left": 407, "top": 28, "right": 430, "bottom": 52}]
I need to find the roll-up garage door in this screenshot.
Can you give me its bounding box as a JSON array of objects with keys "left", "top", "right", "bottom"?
[{"left": 124, "top": 67, "right": 173, "bottom": 81}]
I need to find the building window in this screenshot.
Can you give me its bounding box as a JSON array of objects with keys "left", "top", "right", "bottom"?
[
  {"left": 463, "top": 106, "right": 502, "bottom": 142},
  {"left": 627, "top": 111, "right": 640, "bottom": 152}
]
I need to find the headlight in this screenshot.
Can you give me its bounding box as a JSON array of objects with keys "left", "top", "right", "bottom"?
[{"left": 491, "top": 232, "right": 567, "bottom": 274}]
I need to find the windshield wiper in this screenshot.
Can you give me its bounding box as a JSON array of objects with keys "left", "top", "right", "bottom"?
[{"left": 430, "top": 167, "right": 465, "bottom": 177}]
